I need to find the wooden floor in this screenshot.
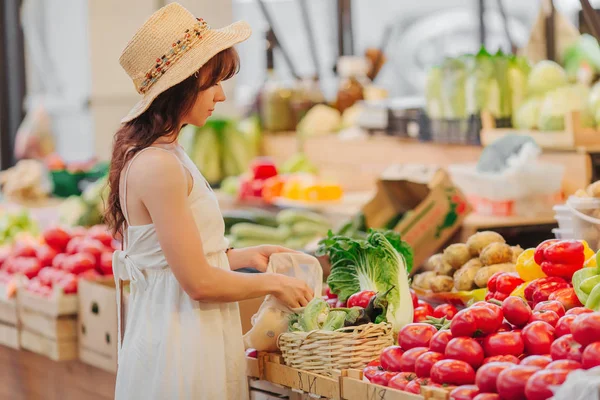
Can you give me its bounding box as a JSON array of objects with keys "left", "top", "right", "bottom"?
[{"left": 0, "top": 346, "right": 116, "bottom": 400}]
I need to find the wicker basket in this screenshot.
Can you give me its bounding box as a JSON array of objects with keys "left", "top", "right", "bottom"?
[{"left": 277, "top": 323, "right": 394, "bottom": 376}]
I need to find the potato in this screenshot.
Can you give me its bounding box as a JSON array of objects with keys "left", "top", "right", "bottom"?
[
  {"left": 442, "top": 244, "right": 471, "bottom": 270},
  {"left": 461, "top": 258, "right": 483, "bottom": 270},
  {"left": 430, "top": 276, "right": 454, "bottom": 293},
  {"left": 474, "top": 263, "right": 516, "bottom": 288},
  {"left": 434, "top": 260, "right": 455, "bottom": 276},
  {"left": 412, "top": 271, "right": 437, "bottom": 290},
  {"left": 423, "top": 254, "right": 443, "bottom": 272},
  {"left": 480, "top": 242, "right": 513, "bottom": 266},
  {"left": 453, "top": 264, "right": 480, "bottom": 291},
  {"left": 587, "top": 181, "right": 600, "bottom": 198},
  {"left": 466, "top": 231, "right": 506, "bottom": 256},
  {"left": 511, "top": 245, "right": 524, "bottom": 263}
]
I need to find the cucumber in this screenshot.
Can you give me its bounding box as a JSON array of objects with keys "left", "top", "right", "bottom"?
[
  {"left": 223, "top": 210, "right": 278, "bottom": 232},
  {"left": 230, "top": 223, "right": 291, "bottom": 241},
  {"left": 276, "top": 209, "right": 330, "bottom": 227},
  {"left": 285, "top": 236, "right": 316, "bottom": 250},
  {"left": 291, "top": 221, "right": 330, "bottom": 237}
]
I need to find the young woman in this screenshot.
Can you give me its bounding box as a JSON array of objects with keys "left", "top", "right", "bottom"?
[{"left": 106, "top": 4, "right": 313, "bottom": 399}]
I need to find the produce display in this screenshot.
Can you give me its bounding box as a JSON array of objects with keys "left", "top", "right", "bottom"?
[
  {"left": 0, "top": 210, "right": 38, "bottom": 245},
  {"left": 0, "top": 224, "right": 116, "bottom": 296},
  {"left": 0, "top": 160, "right": 52, "bottom": 203},
  {"left": 412, "top": 231, "right": 521, "bottom": 294},
  {"left": 58, "top": 176, "right": 108, "bottom": 227},
  {"left": 225, "top": 208, "right": 331, "bottom": 250}
]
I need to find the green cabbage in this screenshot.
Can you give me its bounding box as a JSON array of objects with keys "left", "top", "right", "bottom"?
[
  {"left": 491, "top": 50, "right": 512, "bottom": 119},
  {"left": 527, "top": 60, "right": 568, "bottom": 97},
  {"left": 321, "top": 311, "right": 347, "bottom": 331},
  {"left": 316, "top": 230, "right": 414, "bottom": 333},
  {"left": 465, "top": 49, "right": 494, "bottom": 116},
  {"left": 441, "top": 58, "right": 467, "bottom": 119},
  {"left": 513, "top": 97, "right": 542, "bottom": 129},
  {"left": 425, "top": 66, "right": 445, "bottom": 119},
  {"left": 299, "top": 298, "right": 329, "bottom": 332},
  {"left": 539, "top": 84, "right": 594, "bottom": 131}
]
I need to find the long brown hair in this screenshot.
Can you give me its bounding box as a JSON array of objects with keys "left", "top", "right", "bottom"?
[{"left": 105, "top": 47, "right": 240, "bottom": 236}]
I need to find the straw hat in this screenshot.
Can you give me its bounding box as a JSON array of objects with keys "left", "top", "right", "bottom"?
[{"left": 119, "top": 3, "right": 252, "bottom": 123}]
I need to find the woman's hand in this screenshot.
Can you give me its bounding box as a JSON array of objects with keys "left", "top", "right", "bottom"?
[
  {"left": 271, "top": 274, "right": 314, "bottom": 309},
  {"left": 227, "top": 245, "right": 300, "bottom": 273}
]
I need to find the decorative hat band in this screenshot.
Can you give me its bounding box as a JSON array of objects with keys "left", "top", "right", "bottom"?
[{"left": 139, "top": 18, "right": 210, "bottom": 94}]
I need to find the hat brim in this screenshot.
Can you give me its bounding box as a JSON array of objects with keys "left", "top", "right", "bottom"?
[{"left": 121, "top": 20, "right": 252, "bottom": 123}]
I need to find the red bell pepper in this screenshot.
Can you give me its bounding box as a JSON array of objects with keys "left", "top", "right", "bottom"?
[
  {"left": 487, "top": 272, "right": 524, "bottom": 300},
  {"left": 535, "top": 240, "right": 584, "bottom": 281},
  {"left": 524, "top": 277, "right": 570, "bottom": 306}
]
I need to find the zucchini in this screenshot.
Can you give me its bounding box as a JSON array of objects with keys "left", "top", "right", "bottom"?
[
  {"left": 291, "top": 221, "right": 330, "bottom": 237},
  {"left": 285, "top": 236, "right": 316, "bottom": 250},
  {"left": 230, "top": 223, "right": 291, "bottom": 241},
  {"left": 223, "top": 209, "right": 278, "bottom": 231},
  {"left": 276, "top": 209, "right": 330, "bottom": 227}
]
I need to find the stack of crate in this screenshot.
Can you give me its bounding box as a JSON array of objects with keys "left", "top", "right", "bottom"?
[
  {"left": 17, "top": 289, "right": 79, "bottom": 361},
  {"left": 0, "top": 280, "right": 20, "bottom": 349}
]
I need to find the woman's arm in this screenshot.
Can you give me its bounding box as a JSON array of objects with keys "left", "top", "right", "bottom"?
[{"left": 129, "top": 150, "right": 312, "bottom": 306}]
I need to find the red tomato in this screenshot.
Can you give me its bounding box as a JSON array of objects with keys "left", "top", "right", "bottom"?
[
  {"left": 26, "top": 277, "right": 52, "bottom": 297},
  {"left": 487, "top": 272, "right": 504, "bottom": 292},
  {"left": 482, "top": 355, "right": 520, "bottom": 365},
  {"left": 398, "top": 323, "right": 438, "bottom": 350},
  {"left": 522, "top": 321, "right": 556, "bottom": 355},
  {"left": 534, "top": 301, "right": 566, "bottom": 318},
  {"left": 550, "top": 334, "right": 583, "bottom": 362},
  {"left": 475, "top": 361, "right": 514, "bottom": 393},
  {"left": 555, "top": 315, "right": 577, "bottom": 338},
  {"left": 548, "top": 287, "right": 583, "bottom": 311},
  {"left": 430, "top": 330, "right": 453, "bottom": 354},
  {"left": 582, "top": 342, "right": 600, "bottom": 369},
  {"left": 524, "top": 369, "right": 569, "bottom": 400},
  {"left": 367, "top": 359, "right": 381, "bottom": 367},
  {"left": 413, "top": 306, "right": 433, "bottom": 322},
  {"left": 62, "top": 253, "right": 95, "bottom": 275},
  {"left": 37, "top": 267, "right": 65, "bottom": 287},
  {"left": 55, "top": 272, "right": 77, "bottom": 294},
  {"left": 451, "top": 306, "right": 502, "bottom": 338},
  {"left": 496, "top": 273, "right": 524, "bottom": 295},
  {"left": 404, "top": 378, "right": 428, "bottom": 394},
  {"left": 78, "top": 239, "right": 105, "bottom": 265},
  {"left": 473, "top": 394, "right": 501, "bottom": 400},
  {"left": 368, "top": 370, "right": 397, "bottom": 387},
  {"left": 529, "top": 310, "right": 560, "bottom": 327},
  {"left": 493, "top": 292, "right": 509, "bottom": 302},
  {"left": 399, "top": 347, "right": 429, "bottom": 373},
  {"left": 70, "top": 226, "right": 87, "bottom": 238},
  {"left": 388, "top": 372, "right": 416, "bottom": 391},
  {"left": 65, "top": 237, "right": 84, "bottom": 254},
  {"left": 571, "top": 313, "right": 600, "bottom": 347},
  {"left": 410, "top": 289, "right": 418, "bottom": 308},
  {"left": 87, "top": 225, "right": 113, "bottom": 247},
  {"left": 417, "top": 300, "right": 434, "bottom": 314},
  {"left": 35, "top": 245, "right": 58, "bottom": 268},
  {"left": 545, "top": 359, "right": 582, "bottom": 371},
  {"left": 565, "top": 307, "right": 594, "bottom": 316},
  {"left": 80, "top": 269, "right": 101, "bottom": 281},
  {"left": 14, "top": 257, "right": 42, "bottom": 279},
  {"left": 363, "top": 366, "right": 382, "bottom": 382},
  {"left": 450, "top": 309, "right": 478, "bottom": 338},
  {"left": 99, "top": 252, "right": 113, "bottom": 275},
  {"left": 52, "top": 253, "right": 67, "bottom": 270},
  {"left": 449, "top": 385, "right": 480, "bottom": 400},
  {"left": 497, "top": 321, "right": 513, "bottom": 332},
  {"left": 414, "top": 351, "right": 444, "bottom": 378},
  {"left": 496, "top": 366, "right": 541, "bottom": 400},
  {"left": 445, "top": 337, "right": 485, "bottom": 369},
  {"left": 43, "top": 227, "right": 72, "bottom": 252},
  {"left": 430, "top": 359, "right": 475, "bottom": 385},
  {"left": 433, "top": 304, "right": 458, "bottom": 320},
  {"left": 380, "top": 346, "right": 404, "bottom": 372},
  {"left": 483, "top": 332, "right": 525, "bottom": 358},
  {"left": 347, "top": 290, "right": 376, "bottom": 308},
  {"left": 520, "top": 355, "right": 552, "bottom": 368},
  {"left": 13, "top": 241, "right": 37, "bottom": 258}
]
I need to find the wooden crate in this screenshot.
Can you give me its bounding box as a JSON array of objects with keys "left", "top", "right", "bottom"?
[
  {"left": 0, "top": 299, "right": 17, "bottom": 326},
  {"left": 19, "top": 307, "right": 77, "bottom": 340},
  {"left": 261, "top": 353, "right": 341, "bottom": 400},
  {"left": 20, "top": 329, "right": 78, "bottom": 361},
  {"left": 0, "top": 322, "right": 19, "bottom": 349},
  {"left": 339, "top": 370, "right": 451, "bottom": 400},
  {"left": 78, "top": 278, "right": 118, "bottom": 373},
  {"left": 480, "top": 111, "right": 600, "bottom": 150},
  {"left": 17, "top": 290, "right": 78, "bottom": 318}
]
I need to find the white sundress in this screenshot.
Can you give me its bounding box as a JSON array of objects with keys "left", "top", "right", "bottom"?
[{"left": 112, "top": 145, "right": 248, "bottom": 399}]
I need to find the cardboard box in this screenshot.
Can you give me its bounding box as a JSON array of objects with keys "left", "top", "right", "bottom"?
[
  {"left": 238, "top": 296, "right": 265, "bottom": 335},
  {"left": 78, "top": 278, "right": 118, "bottom": 373},
  {"left": 362, "top": 165, "right": 471, "bottom": 269}
]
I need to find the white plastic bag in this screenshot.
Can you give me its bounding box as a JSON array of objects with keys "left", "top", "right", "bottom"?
[{"left": 243, "top": 252, "right": 323, "bottom": 352}]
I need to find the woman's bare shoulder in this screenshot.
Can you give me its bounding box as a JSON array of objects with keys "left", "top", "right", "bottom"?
[{"left": 126, "top": 148, "right": 187, "bottom": 196}]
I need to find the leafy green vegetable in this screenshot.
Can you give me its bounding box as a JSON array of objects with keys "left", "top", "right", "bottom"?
[
  {"left": 539, "top": 84, "right": 594, "bottom": 131},
  {"left": 321, "top": 311, "right": 347, "bottom": 331},
  {"left": 425, "top": 66, "right": 445, "bottom": 119},
  {"left": 316, "top": 230, "right": 414, "bottom": 333},
  {"left": 441, "top": 58, "right": 467, "bottom": 119},
  {"left": 562, "top": 34, "right": 600, "bottom": 84},
  {"left": 527, "top": 60, "right": 568, "bottom": 97},
  {"left": 299, "top": 298, "right": 329, "bottom": 332}
]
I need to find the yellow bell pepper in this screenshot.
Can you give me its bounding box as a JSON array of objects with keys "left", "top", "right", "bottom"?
[
  {"left": 585, "top": 254, "right": 597, "bottom": 268},
  {"left": 581, "top": 240, "right": 595, "bottom": 264},
  {"left": 510, "top": 281, "right": 529, "bottom": 298},
  {"left": 516, "top": 248, "right": 546, "bottom": 281}
]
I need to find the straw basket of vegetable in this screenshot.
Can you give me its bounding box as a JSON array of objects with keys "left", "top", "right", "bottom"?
[{"left": 277, "top": 230, "right": 414, "bottom": 376}]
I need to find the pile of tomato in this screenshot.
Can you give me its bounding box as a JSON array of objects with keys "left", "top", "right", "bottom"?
[
  {"left": 365, "top": 290, "right": 600, "bottom": 400},
  {"left": 0, "top": 225, "right": 117, "bottom": 296}
]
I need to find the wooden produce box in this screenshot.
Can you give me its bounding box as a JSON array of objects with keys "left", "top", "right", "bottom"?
[
  {"left": 480, "top": 110, "right": 600, "bottom": 150},
  {"left": 340, "top": 370, "right": 451, "bottom": 400},
  {"left": 17, "top": 289, "right": 78, "bottom": 361},
  {"left": 0, "top": 281, "right": 19, "bottom": 349},
  {"left": 260, "top": 353, "right": 341, "bottom": 400},
  {"left": 78, "top": 278, "right": 118, "bottom": 373}
]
